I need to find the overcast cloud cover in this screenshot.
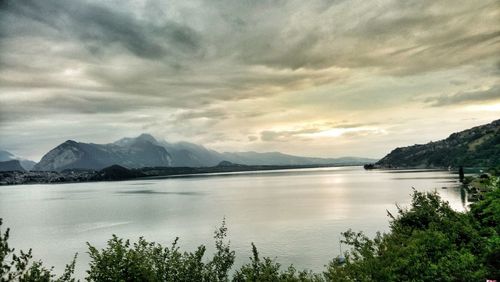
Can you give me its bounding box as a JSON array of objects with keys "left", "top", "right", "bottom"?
[{"left": 0, "top": 0, "right": 499, "bottom": 161}]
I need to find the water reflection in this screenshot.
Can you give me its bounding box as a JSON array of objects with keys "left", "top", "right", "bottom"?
[
  {"left": 116, "top": 189, "right": 204, "bottom": 196},
  {"left": 0, "top": 167, "right": 464, "bottom": 278}
]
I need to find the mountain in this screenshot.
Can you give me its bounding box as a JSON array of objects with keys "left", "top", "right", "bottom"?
[
  {"left": 0, "top": 150, "right": 36, "bottom": 171},
  {"left": 376, "top": 119, "right": 500, "bottom": 168},
  {"left": 0, "top": 160, "right": 26, "bottom": 172},
  {"left": 119, "top": 134, "right": 376, "bottom": 167},
  {"left": 33, "top": 133, "right": 377, "bottom": 171},
  {"left": 33, "top": 135, "right": 172, "bottom": 171},
  {"left": 160, "top": 140, "right": 223, "bottom": 167},
  {"left": 19, "top": 160, "right": 36, "bottom": 171},
  {"left": 0, "top": 150, "right": 15, "bottom": 161},
  {"left": 115, "top": 134, "right": 223, "bottom": 167},
  {"left": 219, "top": 151, "right": 375, "bottom": 166}
]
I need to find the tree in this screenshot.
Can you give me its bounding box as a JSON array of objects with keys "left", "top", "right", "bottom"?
[
  {"left": 325, "top": 189, "right": 499, "bottom": 281},
  {"left": 1, "top": 180, "right": 498, "bottom": 281},
  {"left": 0, "top": 219, "right": 76, "bottom": 282},
  {"left": 86, "top": 220, "right": 235, "bottom": 282}
]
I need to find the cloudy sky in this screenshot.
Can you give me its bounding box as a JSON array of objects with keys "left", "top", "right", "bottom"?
[{"left": 0, "top": 0, "right": 499, "bottom": 161}]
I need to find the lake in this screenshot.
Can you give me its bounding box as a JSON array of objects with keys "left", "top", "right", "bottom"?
[{"left": 0, "top": 166, "right": 466, "bottom": 277}]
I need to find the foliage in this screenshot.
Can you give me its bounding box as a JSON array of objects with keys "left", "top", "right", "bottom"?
[
  {"left": 0, "top": 184, "right": 499, "bottom": 281},
  {"left": 325, "top": 189, "right": 500, "bottom": 281},
  {"left": 233, "top": 243, "right": 321, "bottom": 282},
  {"left": 376, "top": 119, "right": 500, "bottom": 168},
  {"left": 0, "top": 218, "right": 76, "bottom": 282},
  {"left": 86, "top": 219, "right": 235, "bottom": 282},
  {"left": 487, "top": 166, "right": 500, "bottom": 176}
]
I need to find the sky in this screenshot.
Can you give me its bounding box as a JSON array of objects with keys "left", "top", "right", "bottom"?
[{"left": 0, "top": 0, "right": 499, "bottom": 161}]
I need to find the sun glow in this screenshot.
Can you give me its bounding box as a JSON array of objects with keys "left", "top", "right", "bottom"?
[{"left": 464, "top": 103, "right": 500, "bottom": 112}]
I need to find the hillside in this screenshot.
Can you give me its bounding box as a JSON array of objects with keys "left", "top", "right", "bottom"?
[
  {"left": 0, "top": 160, "right": 26, "bottom": 172},
  {"left": 377, "top": 119, "right": 500, "bottom": 168}
]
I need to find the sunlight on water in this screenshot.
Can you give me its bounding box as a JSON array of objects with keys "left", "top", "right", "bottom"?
[{"left": 0, "top": 167, "right": 465, "bottom": 277}]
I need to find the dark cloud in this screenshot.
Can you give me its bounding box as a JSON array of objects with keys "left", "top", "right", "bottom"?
[
  {"left": 233, "top": 0, "right": 499, "bottom": 75},
  {"left": 0, "top": 90, "right": 158, "bottom": 123},
  {"left": 426, "top": 85, "right": 500, "bottom": 107},
  {"left": 0, "top": 0, "right": 499, "bottom": 159},
  {"left": 1, "top": 0, "right": 202, "bottom": 60},
  {"left": 1, "top": 0, "right": 498, "bottom": 108}
]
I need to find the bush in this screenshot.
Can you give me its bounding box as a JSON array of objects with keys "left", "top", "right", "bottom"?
[
  {"left": 86, "top": 219, "right": 235, "bottom": 282},
  {"left": 325, "top": 189, "right": 499, "bottom": 281},
  {"left": 1, "top": 185, "right": 498, "bottom": 281},
  {"left": 0, "top": 218, "right": 76, "bottom": 282},
  {"left": 233, "top": 243, "right": 321, "bottom": 282}
]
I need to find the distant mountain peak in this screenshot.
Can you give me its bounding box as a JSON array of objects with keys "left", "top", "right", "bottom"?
[
  {"left": 136, "top": 133, "right": 157, "bottom": 142},
  {"left": 34, "top": 135, "right": 172, "bottom": 171},
  {"left": 62, "top": 140, "right": 79, "bottom": 145},
  {"left": 114, "top": 133, "right": 158, "bottom": 147}
]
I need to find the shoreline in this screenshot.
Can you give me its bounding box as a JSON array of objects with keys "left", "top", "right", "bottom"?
[{"left": 0, "top": 163, "right": 363, "bottom": 186}]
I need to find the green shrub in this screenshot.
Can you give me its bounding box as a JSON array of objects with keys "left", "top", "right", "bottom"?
[
  {"left": 0, "top": 218, "right": 76, "bottom": 282},
  {"left": 325, "top": 189, "right": 499, "bottom": 281},
  {"left": 1, "top": 184, "right": 498, "bottom": 281},
  {"left": 86, "top": 219, "right": 235, "bottom": 282}
]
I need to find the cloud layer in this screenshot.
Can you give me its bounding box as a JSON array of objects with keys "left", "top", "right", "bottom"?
[{"left": 0, "top": 0, "right": 499, "bottom": 160}]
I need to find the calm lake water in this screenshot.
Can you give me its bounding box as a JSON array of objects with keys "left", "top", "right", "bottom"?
[{"left": 0, "top": 166, "right": 466, "bottom": 277}]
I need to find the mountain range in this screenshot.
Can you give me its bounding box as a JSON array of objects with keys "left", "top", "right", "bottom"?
[
  {"left": 31, "top": 134, "right": 376, "bottom": 171},
  {"left": 0, "top": 150, "right": 36, "bottom": 171},
  {"left": 376, "top": 119, "right": 500, "bottom": 168},
  {"left": 3, "top": 119, "right": 498, "bottom": 172}
]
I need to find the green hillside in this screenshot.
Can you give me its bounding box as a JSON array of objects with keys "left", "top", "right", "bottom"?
[{"left": 377, "top": 119, "right": 500, "bottom": 168}]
